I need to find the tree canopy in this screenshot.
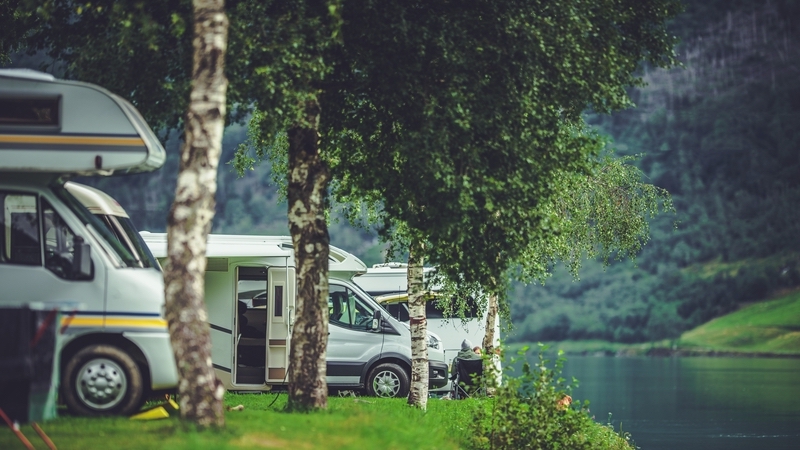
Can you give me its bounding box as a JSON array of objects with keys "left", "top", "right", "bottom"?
[{"left": 324, "top": 0, "right": 681, "bottom": 295}]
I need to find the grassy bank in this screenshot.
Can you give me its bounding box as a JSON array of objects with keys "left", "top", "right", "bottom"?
[
  {"left": 0, "top": 393, "right": 634, "bottom": 450},
  {"left": 678, "top": 290, "right": 800, "bottom": 355},
  {"left": 522, "top": 290, "right": 800, "bottom": 357}
]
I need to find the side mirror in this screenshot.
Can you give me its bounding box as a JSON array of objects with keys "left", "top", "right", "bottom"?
[
  {"left": 72, "top": 236, "right": 92, "bottom": 279},
  {"left": 371, "top": 309, "right": 381, "bottom": 331}
]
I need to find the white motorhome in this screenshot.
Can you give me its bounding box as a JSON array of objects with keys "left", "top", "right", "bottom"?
[
  {"left": 140, "top": 233, "right": 449, "bottom": 398},
  {"left": 0, "top": 69, "right": 178, "bottom": 416},
  {"left": 353, "top": 263, "right": 501, "bottom": 375}
]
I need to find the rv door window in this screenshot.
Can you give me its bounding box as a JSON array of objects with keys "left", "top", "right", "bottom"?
[{"left": 1, "top": 192, "right": 41, "bottom": 265}]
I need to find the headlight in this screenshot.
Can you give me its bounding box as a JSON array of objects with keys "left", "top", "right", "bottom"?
[{"left": 427, "top": 333, "right": 440, "bottom": 350}]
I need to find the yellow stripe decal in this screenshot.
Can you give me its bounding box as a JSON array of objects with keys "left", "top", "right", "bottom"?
[
  {"left": 0, "top": 135, "right": 144, "bottom": 146},
  {"left": 63, "top": 317, "right": 104, "bottom": 327},
  {"left": 105, "top": 318, "right": 168, "bottom": 328},
  {"left": 61, "top": 316, "right": 168, "bottom": 328}
]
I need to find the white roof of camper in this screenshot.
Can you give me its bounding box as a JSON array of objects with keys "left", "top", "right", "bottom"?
[
  {"left": 0, "top": 69, "right": 166, "bottom": 175},
  {"left": 140, "top": 232, "right": 293, "bottom": 259},
  {"left": 139, "top": 232, "right": 367, "bottom": 276},
  {"left": 353, "top": 263, "right": 436, "bottom": 294}
]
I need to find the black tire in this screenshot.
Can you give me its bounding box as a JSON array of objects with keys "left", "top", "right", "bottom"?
[
  {"left": 62, "top": 344, "right": 144, "bottom": 416},
  {"left": 366, "top": 363, "right": 410, "bottom": 398}
]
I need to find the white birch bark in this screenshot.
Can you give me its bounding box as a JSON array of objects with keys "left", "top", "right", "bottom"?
[
  {"left": 482, "top": 292, "right": 501, "bottom": 387},
  {"left": 482, "top": 292, "right": 498, "bottom": 352},
  {"left": 407, "top": 241, "right": 428, "bottom": 409},
  {"left": 286, "top": 100, "right": 330, "bottom": 411},
  {"left": 163, "top": 0, "right": 227, "bottom": 428}
]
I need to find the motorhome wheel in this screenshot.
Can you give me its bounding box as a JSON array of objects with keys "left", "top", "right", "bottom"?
[
  {"left": 62, "top": 344, "right": 144, "bottom": 416},
  {"left": 366, "top": 363, "right": 410, "bottom": 398}
]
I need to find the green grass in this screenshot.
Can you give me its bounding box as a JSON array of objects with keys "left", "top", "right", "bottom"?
[
  {"left": 1, "top": 394, "right": 467, "bottom": 450},
  {"left": 677, "top": 290, "right": 800, "bottom": 354},
  {"left": 1, "top": 392, "right": 633, "bottom": 450}
]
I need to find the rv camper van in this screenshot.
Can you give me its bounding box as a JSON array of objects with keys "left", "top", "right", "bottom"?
[
  {"left": 353, "top": 263, "right": 501, "bottom": 377},
  {"left": 140, "top": 233, "right": 449, "bottom": 398},
  {"left": 0, "top": 69, "right": 178, "bottom": 416}
]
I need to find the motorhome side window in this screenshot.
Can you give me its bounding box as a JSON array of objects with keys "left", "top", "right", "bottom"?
[
  {"left": 1, "top": 192, "right": 41, "bottom": 265},
  {"left": 328, "top": 284, "right": 375, "bottom": 331}
]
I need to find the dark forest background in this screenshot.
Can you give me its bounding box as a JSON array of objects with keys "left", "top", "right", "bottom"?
[{"left": 45, "top": 0, "right": 800, "bottom": 343}]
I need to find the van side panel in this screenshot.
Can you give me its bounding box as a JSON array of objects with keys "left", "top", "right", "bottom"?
[{"left": 326, "top": 324, "right": 384, "bottom": 386}]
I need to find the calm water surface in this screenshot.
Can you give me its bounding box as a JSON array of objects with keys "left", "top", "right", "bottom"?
[{"left": 553, "top": 356, "right": 800, "bottom": 450}]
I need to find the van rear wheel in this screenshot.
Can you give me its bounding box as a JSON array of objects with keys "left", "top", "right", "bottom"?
[
  {"left": 62, "top": 344, "right": 144, "bottom": 416},
  {"left": 366, "top": 363, "right": 410, "bottom": 398}
]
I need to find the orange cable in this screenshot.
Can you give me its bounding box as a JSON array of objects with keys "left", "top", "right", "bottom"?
[{"left": 0, "top": 407, "right": 35, "bottom": 450}]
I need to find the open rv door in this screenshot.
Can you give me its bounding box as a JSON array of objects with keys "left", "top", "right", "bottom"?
[{"left": 265, "top": 266, "right": 295, "bottom": 383}]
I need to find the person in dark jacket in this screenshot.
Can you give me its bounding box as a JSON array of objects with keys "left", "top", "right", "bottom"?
[
  {"left": 451, "top": 338, "right": 482, "bottom": 378},
  {"left": 456, "top": 339, "right": 482, "bottom": 361}
]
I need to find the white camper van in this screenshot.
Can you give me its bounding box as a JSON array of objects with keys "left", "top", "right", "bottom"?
[
  {"left": 140, "top": 233, "right": 449, "bottom": 398},
  {"left": 0, "top": 69, "right": 178, "bottom": 416},
  {"left": 353, "top": 263, "right": 501, "bottom": 375}
]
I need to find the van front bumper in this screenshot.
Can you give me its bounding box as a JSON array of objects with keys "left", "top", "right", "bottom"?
[{"left": 428, "top": 360, "right": 449, "bottom": 389}]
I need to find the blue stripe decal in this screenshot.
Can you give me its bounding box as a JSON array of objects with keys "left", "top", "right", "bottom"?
[{"left": 70, "top": 311, "right": 162, "bottom": 317}]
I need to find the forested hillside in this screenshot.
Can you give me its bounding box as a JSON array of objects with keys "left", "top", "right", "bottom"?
[
  {"left": 68, "top": 0, "right": 800, "bottom": 343},
  {"left": 509, "top": 0, "right": 800, "bottom": 343}
]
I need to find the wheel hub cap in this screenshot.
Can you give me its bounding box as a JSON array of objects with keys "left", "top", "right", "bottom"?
[
  {"left": 374, "top": 370, "right": 400, "bottom": 397},
  {"left": 76, "top": 358, "right": 127, "bottom": 410}
]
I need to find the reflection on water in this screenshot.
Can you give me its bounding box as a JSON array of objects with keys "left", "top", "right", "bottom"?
[{"left": 526, "top": 355, "right": 800, "bottom": 450}]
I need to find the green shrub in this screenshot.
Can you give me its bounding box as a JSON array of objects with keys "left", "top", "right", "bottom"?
[{"left": 470, "top": 345, "right": 634, "bottom": 450}]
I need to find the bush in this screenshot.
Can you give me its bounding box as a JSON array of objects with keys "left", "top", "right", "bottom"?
[{"left": 470, "top": 345, "right": 634, "bottom": 450}]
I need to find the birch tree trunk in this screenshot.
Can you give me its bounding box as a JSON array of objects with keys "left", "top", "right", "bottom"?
[
  {"left": 286, "top": 100, "right": 330, "bottom": 412},
  {"left": 163, "top": 0, "right": 228, "bottom": 428},
  {"left": 482, "top": 293, "right": 498, "bottom": 353},
  {"left": 482, "top": 292, "right": 501, "bottom": 387},
  {"left": 407, "top": 241, "right": 428, "bottom": 409}
]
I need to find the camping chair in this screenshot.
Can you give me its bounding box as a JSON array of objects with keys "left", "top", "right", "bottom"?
[{"left": 451, "top": 358, "right": 484, "bottom": 399}]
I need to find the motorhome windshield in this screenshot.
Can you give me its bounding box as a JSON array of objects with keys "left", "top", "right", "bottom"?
[
  {"left": 97, "top": 213, "right": 159, "bottom": 270},
  {"left": 52, "top": 184, "right": 139, "bottom": 268},
  {"left": 117, "top": 217, "right": 159, "bottom": 269}
]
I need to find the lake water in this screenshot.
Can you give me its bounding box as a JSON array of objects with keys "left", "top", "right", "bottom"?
[{"left": 550, "top": 356, "right": 800, "bottom": 450}]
